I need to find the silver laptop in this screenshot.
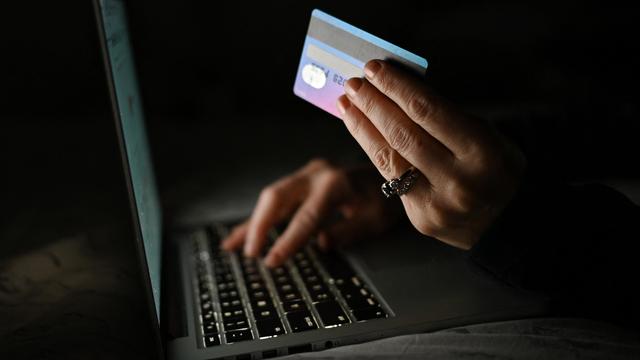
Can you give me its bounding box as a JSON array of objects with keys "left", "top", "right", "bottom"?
[{"left": 93, "top": 1, "right": 546, "bottom": 359}]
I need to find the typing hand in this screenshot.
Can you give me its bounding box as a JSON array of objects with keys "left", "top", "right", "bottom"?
[{"left": 221, "top": 160, "right": 400, "bottom": 267}]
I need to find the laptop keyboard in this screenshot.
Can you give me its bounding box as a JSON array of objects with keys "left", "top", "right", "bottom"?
[{"left": 192, "top": 224, "right": 389, "bottom": 348}]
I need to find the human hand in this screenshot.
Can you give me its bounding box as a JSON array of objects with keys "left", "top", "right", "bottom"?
[
  {"left": 336, "top": 60, "right": 526, "bottom": 250},
  {"left": 221, "top": 159, "right": 400, "bottom": 267}
]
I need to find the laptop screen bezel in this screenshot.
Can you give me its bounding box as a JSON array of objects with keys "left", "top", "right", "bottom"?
[{"left": 92, "top": 0, "right": 164, "bottom": 356}]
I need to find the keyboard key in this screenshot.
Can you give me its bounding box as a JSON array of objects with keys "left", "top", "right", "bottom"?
[
  {"left": 199, "top": 285, "right": 210, "bottom": 296},
  {"left": 276, "top": 283, "right": 296, "bottom": 294},
  {"left": 253, "top": 307, "right": 278, "bottom": 320},
  {"left": 256, "top": 318, "right": 285, "bottom": 338},
  {"left": 201, "top": 300, "right": 213, "bottom": 312},
  {"left": 282, "top": 300, "right": 307, "bottom": 313},
  {"left": 286, "top": 310, "right": 318, "bottom": 332},
  {"left": 241, "top": 257, "right": 256, "bottom": 267},
  {"left": 293, "top": 252, "right": 307, "bottom": 261},
  {"left": 270, "top": 266, "right": 289, "bottom": 276},
  {"left": 203, "top": 320, "right": 218, "bottom": 335},
  {"left": 202, "top": 311, "right": 215, "bottom": 322},
  {"left": 352, "top": 307, "right": 387, "bottom": 321},
  {"left": 298, "top": 266, "right": 317, "bottom": 277},
  {"left": 224, "top": 318, "right": 250, "bottom": 331},
  {"left": 244, "top": 273, "right": 263, "bottom": 283},
  {"left": 225, "top": 329, "right": 253, "bottom": 343},
  {"left": 220, "top": 299, "right": 243, "bottom": 311},
  {"left": 216, "top": 273, "right": 234, "bottom": 283},
  {"left": 302, "top": 274, "right": 321, "bottom": 285},
  {"left": 249, "top": 290, "right": 268, "bottom": 301},
  {"left": 315, "top": 300, "right": 350, "bottom": 327},
  {"left": 334, "top": 275, "right": 362, "bottom": 287},
  {"left": 222, "top": 309, "right": 245, "bottom": 320},
  {"left": 308, "top": 283, "right": 327, "bottom": 293},
  {"left": 217, "top": 281, "right": 236, "bottom": 291},
  {"left": 252, "top": 299, "right": 274, "bottom": 309},
  {"left": 247, "top": 281, "right": 266, "bottom": 291},
  {"left": 214, "top": 265, "right": 231, "bottom": 274},
  {"left": 204, "top": 334, "right": 221, "bottom": 347},
  {"left": 242, "top": 264, "right": 259, "bottom": 275},
  {"left": 296, "top": 258, "right": 312, "bottom": 268},
  {"left": 344, "top": 293, "right": 378, "bottom": 310},
  {"left": 310, "top": 291, "right": 331, "bottom": 303},
  {"left": 273, "top": 275, "right": 292, "bottom": 284},
  {"left": 219, "top": 290, "right": 239, "bottom": 299},
  {"left": 281, "top": 291, "right": 302, "bottom": 301}
]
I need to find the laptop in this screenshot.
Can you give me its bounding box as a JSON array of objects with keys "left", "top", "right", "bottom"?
[{"left": 93, "top": 1, "right": 546, "bottom": 359}]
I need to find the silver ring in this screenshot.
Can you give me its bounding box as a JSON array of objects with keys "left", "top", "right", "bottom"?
[{"left": 381, "top": 167, "right": 419, "bottom": 198}]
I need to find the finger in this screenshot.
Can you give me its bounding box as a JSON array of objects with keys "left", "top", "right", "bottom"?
[
  {"left": 264, "top": 172, "right": 347, "bottom": 267},
  {"left": 344, "top": 77, "right": 453, "bottom": 185},
  {"left": 244, "top": 175, "right": 306, "bottom": 258},
  {"left": 337, "top": 94, "right": 414, "bottom": 181},
  {"left": 221, "top": 221, "right": 249, "bottom": 251},
  {"left": 363, "top": 60, "right": 482, "bottom": 157}
]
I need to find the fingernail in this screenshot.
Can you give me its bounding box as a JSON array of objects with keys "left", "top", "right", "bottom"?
[
  {"left": 364, "top": 60, "right": 381, "bottom": 80},
  {"left": 336, "top": 95, "right": 351, "bottom": 116},
  {"left": 364, "top": 60, "right": 382, "bottom": 79},
  {"left": 344, "top": 78, "right": 363, "bottom": 98}
]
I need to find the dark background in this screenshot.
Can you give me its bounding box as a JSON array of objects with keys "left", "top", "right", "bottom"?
[
  {"left": 1, "top": 0, "right": 639, "bottom": 357},
  {"left": 4, "top": 1, "right": 640, "bottom": 193},
  {"left": 4, "top": 0, "right": 640, "bottom": 245}
]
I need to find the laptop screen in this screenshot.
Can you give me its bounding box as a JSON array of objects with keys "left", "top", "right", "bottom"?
[{"left": 98, "top": 0, "right": 163, "bottom": 320}]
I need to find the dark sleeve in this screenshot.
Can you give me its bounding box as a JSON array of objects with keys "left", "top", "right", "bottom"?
[{"left": 469, "top": 170, "right": 640, "bottom": 328}]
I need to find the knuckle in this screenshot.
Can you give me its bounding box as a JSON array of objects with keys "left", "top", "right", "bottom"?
[
  {"left": 467, "top": 143, "right": 493, "bottom": 172},
  {"left": 307, "top": 158, "right": 330, "bottom": 170},
  {"left": 408, "top": 92, "right": 436, "bottom": 121},
  {"left": 268, "top": 246, "right": 287, "bottom": 262},
  {"left": 414, "top": 219, "right": 437, "bottom": 237},
  {"left": 447, "top": 179, "right": 475, "bottom": 212},
  {"left": 259, "top": 186, "right": 281, "bottom": 204},
  {"left": 345, "top": 110, "right": 363, "bottom": 136},
  {"left": 372, "top": 146, "right": 394, "bottom": 175},
  {"left": 359, "top": 92, "right": 377, "bottom": 116},
  {"left": 428, "top": 206, "right": 451, "bottom": 230},
  {"left": 296, "top": 208, "right": 320, "bottom": 230},
  {"left": 387, "top": 124, "right": 421, "bottom": 154},
  {"left": 322, "top": 168, "right": 347, "bottom": 187},
  {"left": 375, "top": 66, "right": 394, "bottom": 93}
]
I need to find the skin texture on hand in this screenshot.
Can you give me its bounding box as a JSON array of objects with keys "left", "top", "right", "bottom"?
[
  {"left": 336, "top": 60, "right": 526, "bottom": 250},
  {"left": 221, "top": 160, "right": 401, "bottom": 267}
]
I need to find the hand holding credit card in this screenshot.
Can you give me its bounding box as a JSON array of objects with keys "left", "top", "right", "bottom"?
[{"left": 293, "top": 9, "right": 428, "bottom": 118}]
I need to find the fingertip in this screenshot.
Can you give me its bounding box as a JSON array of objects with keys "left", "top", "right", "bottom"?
[
  {"left": 317, "top": 232, "right": 331, "bottom": 252},
  {"left": 264, "top": 251, "right": 281, "bottom": 268},
  {"left": 243, "top": 242, "right": 256, "bottom": 258},
  {"left": 336, "top": 95, "right": 351, "bottom": 117},
  {"left": 344, "top": 78, "right": 363, "bottom": 98},
  {"left": 364, "top": 60, "right": 382, "bottom": 80},
  {"left": 221, "top": 237, "right": 239, "bottom": 251}
]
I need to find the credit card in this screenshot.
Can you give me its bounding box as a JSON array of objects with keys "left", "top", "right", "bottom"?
[{"left": 293, "top": 9, "right": 428, "bottom": 118}]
